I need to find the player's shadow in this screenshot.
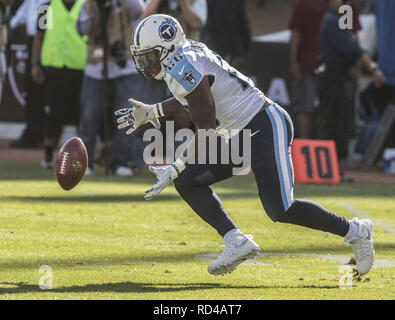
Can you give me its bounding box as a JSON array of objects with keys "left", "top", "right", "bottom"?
[
  {"left": 1, "top": 192, "right": 257, "bottom": 203},
  {"left": 0, "top": 281, "right": 340, "bottom": 295}
]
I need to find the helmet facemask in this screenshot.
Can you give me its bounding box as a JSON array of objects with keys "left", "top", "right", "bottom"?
[{"left": 131, "top": 45, "right": 174, "bottom": 80}]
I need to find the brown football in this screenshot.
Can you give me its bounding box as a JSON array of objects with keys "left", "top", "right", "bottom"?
[{"left": 55, "top": 137, "right": 88, "bottom": 191}]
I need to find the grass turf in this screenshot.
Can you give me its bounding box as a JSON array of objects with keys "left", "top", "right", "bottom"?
[{"left": 0, "top": 161, "right": 394, "bottom": 300}]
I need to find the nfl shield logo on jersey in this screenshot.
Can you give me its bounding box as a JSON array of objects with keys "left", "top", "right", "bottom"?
[{"left": 159, "top": 18, "right": 177, "bottom": 41}]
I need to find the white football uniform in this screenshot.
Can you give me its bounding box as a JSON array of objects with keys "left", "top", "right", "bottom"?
[{"left": 164, "top": 40, "right": 266, "bottom": 138}]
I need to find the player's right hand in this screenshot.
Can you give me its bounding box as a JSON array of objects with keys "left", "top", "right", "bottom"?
[
  {"left": 144, "top": 165, "right": 178, "bottom": 200},
  {"left": 115, "top": 98, "right": 161, "bottom": 135}
]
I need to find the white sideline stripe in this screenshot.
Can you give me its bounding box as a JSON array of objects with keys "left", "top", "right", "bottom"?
[
  {"left": 338, "top": 202, "right": 395, "bottom": 235},
  {"left": 0, "top": 122, "right": 77, "bottom": 142},
  {"left": 194, "top": 252, "right": 395, "bottom": 269},
  {"left": 0, "top": 122, "right": 24, "bottom": 138},
  {"left": 7, "top": 67, "right": 26, "bottom": 106}
]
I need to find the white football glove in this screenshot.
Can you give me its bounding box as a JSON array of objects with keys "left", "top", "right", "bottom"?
[
  {"left": 144, "top": 160, "right": 186, "bottom": 200},
  {"left": 115, "top": 98, "right": 164, "bottom": 135}
]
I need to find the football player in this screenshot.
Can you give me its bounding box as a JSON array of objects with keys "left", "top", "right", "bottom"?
[{"left": 115, "top": 14, "right": 374, "bottom": 276}]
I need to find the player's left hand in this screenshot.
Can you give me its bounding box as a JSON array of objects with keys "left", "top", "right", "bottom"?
[{"left": 144, "top": 165, "right": 179, "bottom": 200}]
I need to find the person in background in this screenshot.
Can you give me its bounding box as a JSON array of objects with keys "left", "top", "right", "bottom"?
[
  {"left": 0, "top": 0, "right": 12, "bottom": 100},
  {"left": 374, "top": 0, "right": 395, "bottom": 151},
  {"left": 76, "top": 0, "right": 145, "bottom": 176},
  {"left": 9, "top": 0, "right": 48, "bottom": 149},
  {"left": 289, "top": 0, "right": 361, "bottom": 139},
  {"left": 142, "top": 0, "right": 206, "bottom": 41},
  {"left": 318, "top": 0, "right": 384, "bottom": 182},
  {"left": 201, "top": 0, "right": 251, "bottom": 72},
  {"left": 10, "top": 0, "right": 22, "bottom": 14},
  {"left": 31, "top": 0, "right": 87, "bottom": 169},
  {"left": 375, "top": 0, "right": 395, "bottom": 100}
]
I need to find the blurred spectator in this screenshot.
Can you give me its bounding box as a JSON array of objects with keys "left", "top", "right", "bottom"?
[
  {"left": 0, "top": 0, "right": 12, "bottom": 100},
  {"left": 10, "top": 0, "right": 22, "bottom": 14},
  {"left": 318, "top": 0, "right": 385, "bottom": 182},
  {"left": 201, "top": 0, "right": 251, "bottom": 71},
  {"left": 142, "top": 0, "right": 206, "bottom": 41},
  {"left": 9, "top": 0, "right": 48, "bottom": 149},
  {"left": 32, "top": 0, "right": 87, "bottom": 169},
  {"left": 375, "top": 0, "right": 395, "bottom": 90},
  {"left": 355, "top": 0, "right": 373, "bottom": 13},
  {"left": 289, "top": 0, "right": 361, "bottom": 139},
  {"left": 76, "top": 0, "right": 145, "bottom": 176},
  {"left": 374, "top": 0, "right": 395, "bottom": 149},
  {"left": 289, "top": 0, "right": 326, "bottom": 139}
]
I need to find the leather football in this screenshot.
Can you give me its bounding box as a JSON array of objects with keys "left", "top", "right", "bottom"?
[{"left": 55, "top": 137, "right": 88, "bottom": 191}]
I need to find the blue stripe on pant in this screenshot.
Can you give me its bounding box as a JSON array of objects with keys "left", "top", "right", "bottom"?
[
  {"left": 174, "top": 104, "right": 349, "bottom": 237},
  {"left": 250, "top": 104, "right": 295, "bottom": 220}
]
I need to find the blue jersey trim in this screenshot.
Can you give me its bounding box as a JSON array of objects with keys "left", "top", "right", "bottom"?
[{"left": 168, "top": 52, "right": 203, "bottom": 94}]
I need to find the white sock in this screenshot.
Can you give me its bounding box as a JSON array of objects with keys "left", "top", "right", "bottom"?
[
  {"left": 223, "top": 228, "right": 243, "bottom": 243},
  {"left": 344, "top": 218, "right": 359, "bottom": 243}
]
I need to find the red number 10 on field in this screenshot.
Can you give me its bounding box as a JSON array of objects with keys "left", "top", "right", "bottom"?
[{"left": 291, "top": 139, "right": 340, "bottom": 184}]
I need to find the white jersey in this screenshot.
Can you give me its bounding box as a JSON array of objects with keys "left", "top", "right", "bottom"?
[{"left": 164, "top": 40, "right": 266, "bottom": 138}]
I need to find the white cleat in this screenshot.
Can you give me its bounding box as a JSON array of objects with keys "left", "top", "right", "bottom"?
[
  {"left": 345, "top": 218, "right": 375, "bottom": 275},
  {"left": 85, "top": 167, "right": 93, "bottom": 176},
  {"left": 40, "top": 159, "right": 54, "bottom": 170},
  {"left": 115, "top": 166, "right": 133, "bottom": 177},
  {"left": 208, "top": 234, "right": 260, "bottom": 276}
]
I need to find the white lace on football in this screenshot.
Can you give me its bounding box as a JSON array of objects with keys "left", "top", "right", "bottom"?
[{"left": 59, "top": 152, "right": 69, "bottom": 175}]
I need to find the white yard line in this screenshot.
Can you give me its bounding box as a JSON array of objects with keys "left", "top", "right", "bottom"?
[
  {"left": 194, "top": 252, "right": 395, "bottom": 269},
  {"left": 337, "top": 202, "right": 395, "bottom": 235},
  {"left": 0, "top": 122, "right": 76, "bottom": 142}
]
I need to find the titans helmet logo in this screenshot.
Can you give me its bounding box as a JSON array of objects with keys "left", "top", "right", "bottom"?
[{"left": 158, "top": 18, "right": 177, "bottom": 42}]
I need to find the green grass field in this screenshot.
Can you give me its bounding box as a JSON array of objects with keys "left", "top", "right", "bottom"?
[{"left": 0, "top": 161, "right": 394, "bottom": 300}]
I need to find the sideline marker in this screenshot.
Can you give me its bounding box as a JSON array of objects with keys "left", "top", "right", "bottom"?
[{"left": 291, "top": 139, "right": 340, "bottom": 184}]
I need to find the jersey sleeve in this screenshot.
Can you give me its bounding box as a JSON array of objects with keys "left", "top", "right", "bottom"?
[{"left": 165, "top": 51, "right": 204, "bottom": 102}]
